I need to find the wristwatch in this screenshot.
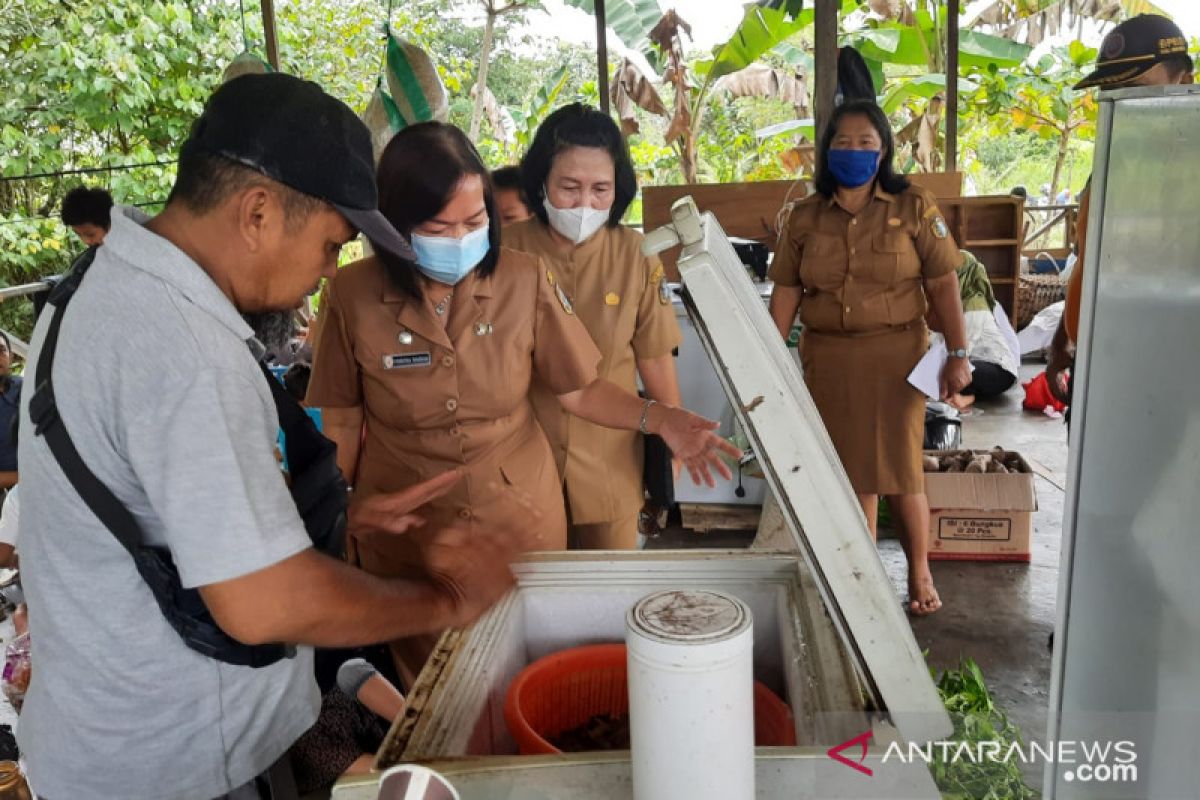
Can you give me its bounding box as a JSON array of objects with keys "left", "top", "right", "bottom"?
[{"left": 948, "top": 347, "right": 969, "bottom": 359}]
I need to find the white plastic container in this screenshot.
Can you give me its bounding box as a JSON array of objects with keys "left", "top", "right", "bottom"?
[{"left": 625, "top": 589, "right": 755, "bottom": 800}]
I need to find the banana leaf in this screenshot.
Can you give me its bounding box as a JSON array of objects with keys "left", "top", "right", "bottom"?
[
  {"left": 848, "top": 22, "right": 1031, "bottom": 70},
  {"left": 562, "top": 0, "right": 664, "bottom": 65},
  {"left": 881, "top": 72, "right": 976, "bottom": 114}
]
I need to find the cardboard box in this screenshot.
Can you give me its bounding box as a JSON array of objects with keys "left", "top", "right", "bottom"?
[{"left": 923, "top": 450, "right": 1038, "bottom": 562}]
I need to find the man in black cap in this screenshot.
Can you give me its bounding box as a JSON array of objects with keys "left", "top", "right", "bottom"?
[
  {"left": 1047, "top": 14, "right": 1193, "bottom": 404},
  {"left": 17, "top": 73, "right": 516, "bottom": 798}
]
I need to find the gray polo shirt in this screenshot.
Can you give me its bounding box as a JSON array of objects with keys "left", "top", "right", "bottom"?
[{"left": 18, "top": 207, "right": 319, "bottom": 799}]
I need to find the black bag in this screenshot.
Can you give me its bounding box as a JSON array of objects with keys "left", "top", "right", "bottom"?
[
  {"left": 30, "top": 249, "right": 347, "bottom": 668},
  {"left": 923, "top": 400, "right": 963, "bottom": 451}
]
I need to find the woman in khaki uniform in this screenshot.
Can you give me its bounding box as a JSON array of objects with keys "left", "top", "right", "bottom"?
[
  {"left": 308, "top": 124, "right": 737, "bottom": 675},
  {"left": 505, "top": 104, "right": 691, "bottom": 549},
  {"left": 768, "top": 101, "right": 970, "bottom": 615}
]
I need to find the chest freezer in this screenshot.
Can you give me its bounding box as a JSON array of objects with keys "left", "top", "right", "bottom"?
[{"left": 334, "top": 200, "right": 951, "bottom": 799}]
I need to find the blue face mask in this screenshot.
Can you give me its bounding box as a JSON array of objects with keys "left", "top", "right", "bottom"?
[
  {"left": 826, "top": 148, "right": 881, "bottom": 188},
  {"left": 410, "top": 222, "right": 491, "bottom": 285}
]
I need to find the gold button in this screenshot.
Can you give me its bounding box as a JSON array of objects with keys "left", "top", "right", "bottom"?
[
  {"left": 849, "top": 247, "right": 856, "bottom": 255},
  {"left": 459, "top": 508, "right": 472, "bottom": 520},
  {"left": 445, "top": 398, "right": 458, "bottom": 411},
  {"left": 441, "top": 354, "right": 455, "bottom": 368},
  {"left": 851, "top": 218, "right": 858, "bottom": 226},
  {"left": 845, "top": 306, "right": 851, "bottom": 313}
]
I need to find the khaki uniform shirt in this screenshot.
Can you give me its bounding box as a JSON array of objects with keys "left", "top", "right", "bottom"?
[
  {"left": 504, "top": 220, "right": 683, "bottom": 524},
  {"left": 306, "top": 248, "right": 600, "bottom": 573},
  {"left": 769, "top": 184, "right": 961, "bottom": 333}
]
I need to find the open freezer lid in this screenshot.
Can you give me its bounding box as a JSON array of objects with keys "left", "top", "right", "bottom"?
[{"left": 645, "top": 198, "right": 952, "bottom": 744}]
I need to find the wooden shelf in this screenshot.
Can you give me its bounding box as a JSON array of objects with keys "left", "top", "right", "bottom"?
[{"left": 939, "top": 195, "right": 1025, "bottom": 322}]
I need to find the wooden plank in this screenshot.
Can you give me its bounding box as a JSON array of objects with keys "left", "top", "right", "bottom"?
[
  {"left": 946, "top": 0, "right": 959, "bottom": 173},
  {"left": 595, "top": 0, "right": 610, "bottom": 114},
  {"left": 680, "top": 502, "right": 762, "bottom": 534},
  {"left": 643, "top": 172, "right": 963, "bottom": 279},
  {"left": 262, "top": 0, "right": 280, "bottom": 71}
]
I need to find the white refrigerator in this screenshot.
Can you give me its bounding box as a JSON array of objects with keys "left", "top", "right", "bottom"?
[{"left": 1047, "top": 84, "right": 1200, "bottom": 798}]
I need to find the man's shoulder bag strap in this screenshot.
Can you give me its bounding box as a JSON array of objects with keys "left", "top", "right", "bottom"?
[{"left": 29, "top": 248, "right": 292, "bottom": 668}]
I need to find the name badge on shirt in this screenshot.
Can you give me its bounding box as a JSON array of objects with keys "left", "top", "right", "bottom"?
[{"left": 384, "top": 352, "right": 431, "bottom": 369}]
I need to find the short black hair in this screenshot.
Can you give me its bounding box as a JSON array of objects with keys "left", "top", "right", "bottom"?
[
  {"left": 519, "top": 103, "right": 637, "bottom": 228},
  {"left": 61, "top": 186, "right": 114, "bottom": 229},
  {"left": 814, "top": 100, "right": 910, "bottom": 198},
  {"left": 492, "top": 165, "right": 530, "bottom": 209},
  {"left": 1162, "top": 54, "right": 1194, "bottom": 81},
  {"left": 491, "top": 165, "right": 523, "bottom": 191},
  {"left": 168, "top": 150, "right": 325, "bottom": 229},
  {"left": 375, "top": 122, "right": 501, "bottom": 301},
  {"left": 282, "top": 363, "right": 312, "bottom": 404}
]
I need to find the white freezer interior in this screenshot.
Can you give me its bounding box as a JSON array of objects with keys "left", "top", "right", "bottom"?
[{"left": 382, "top": 553, "right": 870, "bottom": 765}]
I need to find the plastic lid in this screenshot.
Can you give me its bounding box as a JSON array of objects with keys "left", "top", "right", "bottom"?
[{"left": 627, "top": 589, "right": 751, "bottom": 646}]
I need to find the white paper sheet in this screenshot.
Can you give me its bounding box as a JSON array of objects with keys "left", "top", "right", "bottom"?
[
  {"left": 993, "top": 304, "right": 1021, "bottom": 367},
  {"left": 908, "top": 340, "right": 949, "bottom": 400}
]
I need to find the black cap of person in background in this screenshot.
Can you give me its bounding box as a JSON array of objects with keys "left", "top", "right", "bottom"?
[
  {"left": 1075, "top": 14, "right": 1194, "bottom": 90},
  {"left": 180, "top": 73, "right": 415, "bottom": 260}
]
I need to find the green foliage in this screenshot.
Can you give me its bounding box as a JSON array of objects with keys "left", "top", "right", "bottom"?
[
  {"left": 508, "top": 66, "right": 572, "bottom": 156},
  {"left": 932, "top": 658, "right": 1041, "bottom": 800},
  {"left": 0, "top": 0, "right": 245, "bottom": 337}
]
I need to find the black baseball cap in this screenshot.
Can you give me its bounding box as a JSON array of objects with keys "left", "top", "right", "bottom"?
[
  {"left": 180, "top": 73, "right": 415, "bottom": 260},
  {"left": 1075, "top": 14, "right": 1193, "bottom": 90}
]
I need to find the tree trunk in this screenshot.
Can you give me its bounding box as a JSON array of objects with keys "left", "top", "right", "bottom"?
[
  {"left": 681, "top": 131, "right": 698, "bottom": 184},
  {"left": 1050, "top": 129, "right": 1070, "bottom": 201},
  {"left": 469, "top": 6, "right": 498, "bottom": 142}
]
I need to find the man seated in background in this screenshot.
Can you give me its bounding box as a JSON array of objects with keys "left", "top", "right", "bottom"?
[
  {"left": 60, "top": 186, "right": 114, "bottom": 247},
  {"left": 492, "top": 165, "right": 533, "bottom": 225},
  {"left": 928, "top": 250, "right": 1020, "bottom": 407}
]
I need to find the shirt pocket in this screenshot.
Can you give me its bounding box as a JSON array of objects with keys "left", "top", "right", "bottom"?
[
  {"left": 865, "top": 231, "right": 911, "bottom": 286},
  {"left": 798, "top": 233, "right": 846, "bottom": 290}
]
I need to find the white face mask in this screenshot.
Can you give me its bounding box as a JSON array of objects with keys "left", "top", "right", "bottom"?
[{"left": 543, "top": 195, "right": 611, "bottom": 244}]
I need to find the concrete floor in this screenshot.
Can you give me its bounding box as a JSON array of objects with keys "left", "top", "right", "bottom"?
[
  {"left": 884, "top": 362, "right": 1066, "bottom": 771},
  {"left": 651, "top": 361, "right": 1066, "bottom": 783}
]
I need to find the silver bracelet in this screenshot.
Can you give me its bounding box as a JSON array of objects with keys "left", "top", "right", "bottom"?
[{"left": 639, "top": 399, "right": 657, "bottom": 435}]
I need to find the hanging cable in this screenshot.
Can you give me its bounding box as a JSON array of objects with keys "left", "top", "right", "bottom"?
[
  {"left": 0, "top": 160, "right": 179, "bottom": 184},
  {"left": 239, "top": 0, "right": 250, "bottom": 50},
  {"left": 379, "top": 0, "right": 395, "bottom": 77},
  {"left": 0, "top": 199, "right": 167, "bottom": 227}
]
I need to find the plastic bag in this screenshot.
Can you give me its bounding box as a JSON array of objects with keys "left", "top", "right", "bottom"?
[
  {"left": 1022, "top": 371, "right": 1068, "bottom": 413},
  {"left": 2, "top": 632, "right": 31, "bottom": 711},
  {"left": 924, "top": 401, "right": 962, "bottom": 451},
  {"left": 221, "top": 50, "right": 272, "bottom": 84},
  {"left": 384, "top": 31, "right": 449, "bottom": 126}
]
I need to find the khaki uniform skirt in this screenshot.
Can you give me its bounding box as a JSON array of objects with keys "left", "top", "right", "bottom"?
[{"left": 799, "top": 323, "right": 928, "bottom": 496}]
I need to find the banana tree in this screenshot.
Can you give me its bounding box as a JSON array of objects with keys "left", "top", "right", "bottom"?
[
  {"left": 507, "top": 65, "right": 572, "bottom": 159},
  {"left": 844, "top": 2, "right": 1032, "bottom": 171},
  {"left": 657, "top": 1, "right": 818, "bottom": 182},
  {"left": 561, "top": 0, "right": 667, "bottom": 67}
]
